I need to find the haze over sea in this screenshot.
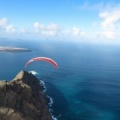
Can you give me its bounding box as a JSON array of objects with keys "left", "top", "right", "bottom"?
[{"left": 0, "top": 39, "right": 120, "bottom": 120}]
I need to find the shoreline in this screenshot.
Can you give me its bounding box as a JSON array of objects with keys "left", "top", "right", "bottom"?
[
  {"left": 30, "top": 71, "right": 58, "bottom": 120},
  {"left": 0, "top": 46, "right": 31, "bottom": 52}
]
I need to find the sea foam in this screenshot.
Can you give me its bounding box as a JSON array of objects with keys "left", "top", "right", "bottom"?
[
  {"left": 29, "top": 70, "right": 38, "bottom": 75},
  {"left": 40, "top": 80, "right": 47, "bottom": 92},
  {"left": 32, "top": 71, "right": 58, "bottom": 120}
]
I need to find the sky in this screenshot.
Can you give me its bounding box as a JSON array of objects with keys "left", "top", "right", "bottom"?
[{"left": 0, "top": 0, "right": 120, "bottom": 43}]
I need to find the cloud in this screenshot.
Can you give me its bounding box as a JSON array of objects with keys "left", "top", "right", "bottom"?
[
  {"left": 0, "top": 18, "right": 17, "bottom": 33},
  {"left": 0, "top": 18, "right": 62, "bottom": 38},
  {"left": 97, "top": 4, "right": 120, "bottom": 40},
  {"left": 33, "top": 22, "right": 44, "bottom": 32},
  {"left": 33, "top": 22, "right": 60, "bottom": 36},
  {"left": 19, "top": 28, "right": 26, "bottom": 33},
  {"left": 74, "top": 1, "right": 120, "bottom": 41},
  {"left": 72, "top": 27, "right": 85, "bottom": 36},
  {"left": 77, "top": 1, "right": 120, "bottom": 12},
  {"left": 0, "top": 18, "right": 86, "bottom": 40},
  {"left": 0, "top": 18, "right": 9, "bottom": 33},
  {"left": 97, "top": 31, "right": 117, "bottom": 39},
  {"left": 99, "top": 10, "right": 120, "bottom": 30},
  {"left": 77, "top": 1, "right": 105, "bottom": 11},
  {"left": 6, "top": 24, "right": 16, "bottom": 33},
  {"left": 45, "top": 23, "right": 59, "bottom": 31},
  {"left": 0, "top": 18, "right": 9, "bottom": 27}
]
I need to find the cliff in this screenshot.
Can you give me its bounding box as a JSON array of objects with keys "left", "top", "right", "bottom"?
[{"left": 0, "top": 71, "right": 52, "bottom": 120}]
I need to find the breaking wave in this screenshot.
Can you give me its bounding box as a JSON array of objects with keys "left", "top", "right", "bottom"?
[
  {"left": 29, "top": 71, "right": 38, "bottom": 75},
  {"left": 33, "top": 71, "right": 58, "bottom": 120},
  {"left": 47, "top": 95, "right": 58, "bottom": 120},
  {"left": 40, "top": 80, "right": 47, "bottom": 92}
]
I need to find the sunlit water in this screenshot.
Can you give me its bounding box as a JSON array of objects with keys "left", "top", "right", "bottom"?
[{"left": 0, "top": 40, "right": 120, "bottom": 120}]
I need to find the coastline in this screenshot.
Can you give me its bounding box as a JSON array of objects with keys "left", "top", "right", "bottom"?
[
  {"left": 30, "top": 71, "right": 58, "bottom": 120},
  {"left": 0, "top": 46, "right": 31, "bottom": 52}
]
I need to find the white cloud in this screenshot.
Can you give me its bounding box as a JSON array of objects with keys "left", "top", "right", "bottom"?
[
  {"left": 33, "top": 22, "right": 40, "bottom": 28},
  {"left": 77, "top": 1, "right": 105, "bottom": 11},
  {"left": 0, "top": 19, "right": 62, "bottom": 38},
  {"left": 0, "top": 18, "right": 9, "bottom": 27},
  {"left": 45, "top": 23, "right": 59, "bottom": 31},
  {"left": 72, "top": 27, "right": 85, "bottom": 36},
  {"left": 0, "top": 18, "right": 17, "bottom": 33},
  {"left": 33, "top": 22, "right": 44, "bottom": 32},
  {"left": 98, "top": 31, "right": 117, "bottom": 39},
  {"left": 0, "top": 18, "right": 87, "bottom": 39},
  {"left": 99, "top": 10, "right": 120, "bottom": 30},
  {"left": 97, "top": 5, "right": 120, "bottom": 40},
  {"left": 41, "top": 31, "right": 57, "bottom": 36},
  {"left": 19, "top": 28, "right": 26, "bottom": 33},
  {"left": 77, "top": 1, "right": 120, "bottom": 12},
  {"left": 6, "top": 24, "right": 16, "bottom": 33},
  {"left": 33, "top": 22, "right": 60, "bottom": 36},
  {"left": 74, "top": 1, "right": 120, "bottom": 41}
]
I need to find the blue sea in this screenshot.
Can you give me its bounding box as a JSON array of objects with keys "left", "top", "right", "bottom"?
[{"left": 0, "top": 39, "right": 120, "bottom": 120}]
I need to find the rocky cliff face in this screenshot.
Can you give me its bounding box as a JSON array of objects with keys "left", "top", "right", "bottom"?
[{"left": 0, "top": 71, "right": 52, "bottom": 120}]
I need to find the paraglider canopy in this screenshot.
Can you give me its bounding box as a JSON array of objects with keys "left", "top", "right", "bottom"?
[{"left": 25, "top": 57, "right": 58, "bottom": 69}]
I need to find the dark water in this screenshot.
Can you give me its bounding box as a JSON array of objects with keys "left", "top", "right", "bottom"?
[{"left": 0, "top": 39, "right": 120, "bottom": 120}]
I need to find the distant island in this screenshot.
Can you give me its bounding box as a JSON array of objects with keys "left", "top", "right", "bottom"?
[{"left": 0, "top": 46, "right": 31, "bottom": 52}]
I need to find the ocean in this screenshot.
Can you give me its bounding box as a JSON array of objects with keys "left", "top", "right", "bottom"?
[{"left": 0, "top": 39, "right": 120, "bottom": 120}]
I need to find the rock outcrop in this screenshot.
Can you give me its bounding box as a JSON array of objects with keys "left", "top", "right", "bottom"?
[{"left": 0, "top": 71, "right": 52, "bottom": 120}]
